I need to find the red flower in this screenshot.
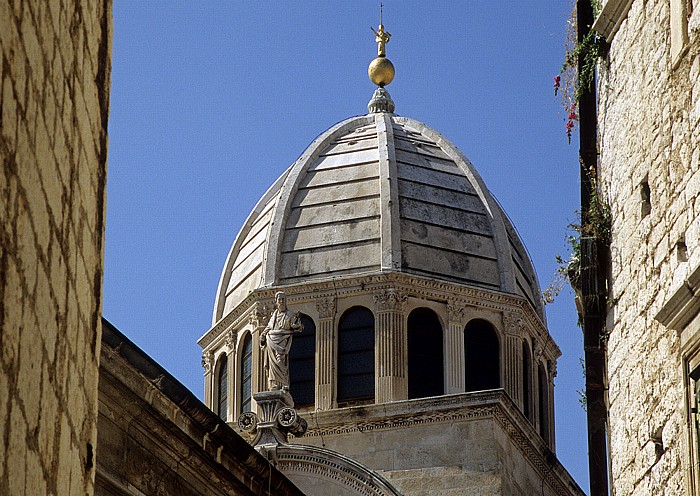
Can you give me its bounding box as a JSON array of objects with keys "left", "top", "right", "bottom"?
[{"left": 553, "top": 75, "right": 561, "bottom": 96}]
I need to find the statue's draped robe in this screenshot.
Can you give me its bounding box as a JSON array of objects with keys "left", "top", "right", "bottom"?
[{"left": 263, "top": 309, "right": 297, "bottom": 390}]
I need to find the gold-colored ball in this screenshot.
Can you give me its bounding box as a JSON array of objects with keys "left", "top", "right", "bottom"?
[{"left": 368, "top": 57, "right": 395, "bottom": 87}]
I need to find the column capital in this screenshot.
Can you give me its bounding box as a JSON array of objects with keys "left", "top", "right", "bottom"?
[
  {"left": 201, "top": 351, "right": 214, "bottom": 374},
  {"left": 225, "top": 329, "right": 236, "bottom": 353},
  {"left": 503, "top": 311, "right": 525, "bottom": 336},
  {"left": 374, "top": 289, "right": 408, "bottom": 312},
  {"left": 249, "top": 301, "right": 272, "bottom": 329},
  {"left": 447, "top": 300, "right": 466, "bottom": 324},
  {"left": 315, "top": 296, "right": 337, "bottom": 319}
]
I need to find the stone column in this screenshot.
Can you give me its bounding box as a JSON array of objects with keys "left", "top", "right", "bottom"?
[
  {"left": 225, "top": 330, "right": 236, "bottom": 422},
  {"left": 202, "top": 350, "right": 214, "bottom": 408},
  {"left": 445, "top": 301, "right": 466, "bottom": 394},
  {"left": 249, "top": 302, "right": 272, "bottom": 410},
  {"left": 547, "top": 359, "right": 558, "bottom": 449},
  {"left": 315, "top": 297, "right": 336, "bottom": 410},
  {"left": 374, "top": 289, "right": 408, "bottom": 403},
  {"left": 503, "top": 312, "right": 525, "bottom": 407}
]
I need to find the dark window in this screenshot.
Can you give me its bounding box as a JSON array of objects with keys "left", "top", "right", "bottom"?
[
  {"left": 240, "top": 334, "right": 253, "bottom": 413},
  {"left": 408, "top": 308, "right": 444, "bottom": 399},
  {"left": 217, "top": 353, "right": 228, "bottom": 420},
  {"left": 522, "top": 341, "right": 532, "bottom": 421},
  {"left": 290, "top": 314, "right": 316, "bottom": 408},
  {"left": 464, "top": 319, "right": 500, "bottom": 391},
  {"left": 337, "top": 306, "right": 375, "bottom": 405},
  {"left": 691, "top": 365, "right": 700, "bottom": 463},
  {"left": 641, "top": 179, "right": 651, "bottom": 217},
  {"left": 538, "top": 363, "right": 549, "bottom": 442}
]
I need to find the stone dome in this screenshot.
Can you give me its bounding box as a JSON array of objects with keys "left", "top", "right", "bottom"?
[{"left": 213, "top": 113, "right": 544, "bottom": 324}]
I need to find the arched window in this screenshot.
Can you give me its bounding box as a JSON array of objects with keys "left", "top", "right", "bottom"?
[
  {"left": 522, "top": 340, "right": 532, "bottom": 421},
  {"left": 337, "top": 306, "right": 375, "bottom": 406},
  {"left": 240, "top": 334, "right": 253, "bottom": 413},
  {"left": 407, "top": 308, "right": 444, "bottom": 399},
  {"left": 538, "top": 363, "right": 549, "bottom": 442},
  {"left": 217, "top": 353, "right": 228, "bottom": 421},
  {"left": 290, "top": 314, "right": 316, "bottom": 408},
  {"left": 464, "top": 319, "right": 500, "bottom": 392}
]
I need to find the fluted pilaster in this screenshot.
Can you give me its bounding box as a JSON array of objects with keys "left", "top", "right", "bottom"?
[
  {"left": 315, "top": 297, "right": 336, "bottom": 410},
  {"left": 374, "top": 289, "right": 408, "bottom": 403},
  {"left": 503, "top": 311, "right": 525, "bottom": 407},
  {"left": 445, "top": 302, "right": 466, "bottom": 393}
]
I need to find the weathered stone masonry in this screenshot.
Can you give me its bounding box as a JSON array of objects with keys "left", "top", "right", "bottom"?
[
  {"left": 595, "top": 0, "right": 700, "bottom": 494},
  {"left": 0, "top": 1, "right": 111, "bottom": 494}
]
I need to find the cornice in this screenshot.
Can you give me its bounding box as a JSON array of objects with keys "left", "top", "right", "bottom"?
[{"left": 593, "top": 0, "right": 635, "bottom": 40}]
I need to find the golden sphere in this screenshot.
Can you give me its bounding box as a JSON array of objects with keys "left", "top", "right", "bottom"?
[{"left": 368, "top": 57, "right": 395, "bottom": 87}]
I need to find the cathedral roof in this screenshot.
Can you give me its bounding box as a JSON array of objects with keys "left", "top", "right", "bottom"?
[{"left": 213, "top": 111, "right": 545, "bottom": 324}]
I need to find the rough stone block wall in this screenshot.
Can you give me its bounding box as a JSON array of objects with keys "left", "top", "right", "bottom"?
[
  {"left": 597, "top": 0, "right": 700, "bottom": 494},
  {"left": 0, "top": 1, "right": 111, "bottom": 494}
]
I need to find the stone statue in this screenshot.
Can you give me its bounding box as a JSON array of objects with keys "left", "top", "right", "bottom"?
[{"left": 260, "top": 292, "right": 303, "bottom": 391}]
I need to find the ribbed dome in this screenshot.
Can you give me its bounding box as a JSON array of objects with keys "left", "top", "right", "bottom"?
[{"left": 213, "top": 113, "right": 544, "bottom": 323}]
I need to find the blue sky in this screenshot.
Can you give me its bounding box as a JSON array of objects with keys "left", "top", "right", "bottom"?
[{"left": 105, "top": 1, "right": 587, "bottom": 490}]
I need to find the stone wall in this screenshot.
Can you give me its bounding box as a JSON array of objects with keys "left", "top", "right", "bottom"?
[
  {"left": 596, "top": 0, "right": 700, "bottom": 493},
  {"left": 0, "top": 1, "right": 111, "bottom": 494}
]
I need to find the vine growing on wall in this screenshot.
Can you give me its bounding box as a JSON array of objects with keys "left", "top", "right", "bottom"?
[
  {"left": 555, "top": 1, "right": 605, "bottom": 143},
  {"left": 543, "top": 167, "right": 611, "bottom": 306}
]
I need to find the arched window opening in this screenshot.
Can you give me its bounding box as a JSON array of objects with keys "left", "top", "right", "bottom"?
[
  {"left": 240, "top": 334, "right": 253, "bottom": 413},
  {"left": 538, "top": 363, "right": 550, "bottom": 443},
  {"left": 290, "top": 314, "right": 316, "bottom": 408},
  {"left": 408, "top": 308, "right": 444, "bottom": 399},
  {"left": 522, "top": 341, "right": 532, "bottom": 421},
  {"left": 217, "top": 353, "right": 228, "bottom": 421},
  {"left": 464, "top": 319, "right": 500, "bottom": 392},
  {"left": 337, "top": 306, "right": 375, "bottom": 406}
]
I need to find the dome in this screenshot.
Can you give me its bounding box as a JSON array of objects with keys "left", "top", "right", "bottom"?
[{"left": 213, "top": 113, "right": 544, "bottom": 324}]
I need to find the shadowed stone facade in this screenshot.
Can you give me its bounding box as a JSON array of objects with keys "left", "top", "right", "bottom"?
[
  {"left": 0, "top": 1, "right": 111, "bottom": 494},
  {"left": 593, "top": 0, "right": 700, "bottom": 494}
]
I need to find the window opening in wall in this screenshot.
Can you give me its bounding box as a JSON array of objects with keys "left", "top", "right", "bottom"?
[
  {"left": 217, "top": 353, "right": 228, "bottom": 421},
  {"left": 407, "top": 308, "right": 444, "bottom": 399},
  {"left": 640, "top": 179, "right": 651, "bottom": 218},
  {"left": 677, "top": 238, "right": 689, "bottom": 262},
  {"left": 464, "top": 319, "right": 500, "bottom": 391},
  {"left": 337, "top": 306, "right": 375, "bottom": 406},
  {"left": 522, "top": 341, "right": 533, "bottom": 422},
  {"left": 538, "top": 363, "right": 550, "bottom": 443},
  {"left": 690, "top": 364, "right": 700, "bottom": 480},
  {"left": 240, "top": 334, "right": 253, "bottom": 413},
  {"left": 290, "top": 314, "right": 316, "bottom": 408}
]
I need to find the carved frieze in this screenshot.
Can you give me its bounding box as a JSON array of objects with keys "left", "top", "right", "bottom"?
[
  {"left": 315, "top": 297, "right": 337, "bottom": 319},
  {"left": 373, "top": 289, "right": 408, "bottom": 312}
]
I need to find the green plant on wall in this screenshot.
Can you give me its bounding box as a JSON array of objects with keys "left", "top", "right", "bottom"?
[{"left": 554, "top": 0, "right": 605, "bottom": 143}]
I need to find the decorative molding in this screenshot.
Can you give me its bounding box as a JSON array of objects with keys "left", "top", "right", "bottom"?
[
  {"left": 373, "top": 289, "right": 408, "bottom": 312},
  {"left": 547, "top": 360, "right": 558, "bottom": 379},
  {"left": 592, "top": 0, "right": 635, "bottom": 40},
  {"left": 315, "top": 297, "right": 337, "bottom": 319}
]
